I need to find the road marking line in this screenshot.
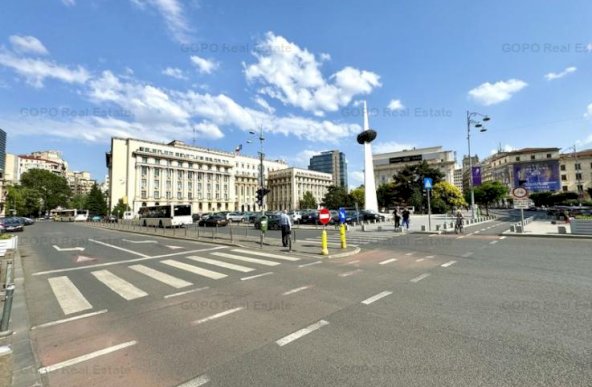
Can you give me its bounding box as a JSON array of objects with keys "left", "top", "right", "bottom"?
[
  {"left": 164, "top": 286, "right": 209, "bottom": 299},
  {"left": 500, "top": 236, "right": 507, "bottom": 240},
  {"left": 361, "top": 291, "right": 393, "bottom": 305},
  {"left": 48, "top": 276, "right": 93, "bottom": 315},
  {"left": 346, "top": 260, "right": 360, "bottom": 265},
  {"left": 191, "top": 307, "right": 244, "bottom": 325},
  {"left": 416, "top": 258, "right": 425, "bottom": 262},
  {"left": 339, "top": 269, "right": 362, "bottom": 277},
  {"left": 467, "top": 233, "right": 475, "bottom": 237},
  {"left": 211, "top": 252, "right": 280, "bottom": 266},
  {"left": 92, "top": 270, "right": 148, "bottom": 300},
  {"left": 241, "top": 272, "right": 274, "bottom": 281},
  {"left": 379, "top": 258, "right": 397, "bottom": 265},
  {"left": 456, "top": 235, "right": 465, "bottom": 239},
  {"left": 122, "top": 239, "right": 158, "bottom": 244},
  {"left": 88, "top": 239, "right": 149, "bottom": 257},
  {"left": 490, "top": 240, "right": 498, "bottom": 245},
  {"left": 425, "top": 255, "right": 435, "bottom": 259},
  {"left": 231, "top": 249, "right": 300, "bottom": 262},
  {"left": 410, "top": 273, "right": 430, "bottom": 283},
  {"left": 405, "top": 252, "right": 414, "bottom": 256},
  {"left": 161, "top": 260, "right": 227, "bottom": 280},
  {"left": 129, "top": 264, "right": 192, "bottom": 288},
  {"left": 178, "top": 375, "right": 210, "bottom": 387},
  {"left": 38, "top": 340, "right": 137, "bottom": 374},
  {"left": 52, "top": 245, "right": 85, "bottom": 252},
  {"left": 462, "top": 252, "right": 474, "bottom": 258},
  {"left": 282, "top": 285, "right": 313, "bottom": 296},
  {"left": 33, "top": 247, "right": 229, "bottom": 276},
  {"left": 31, "top": 309, "right": 108, "bottom": 330},
  {"left": 276, "top": 320, "right": 329, "bottom": 347},
  {"left": 441, "top": 260, "right": 457, "bottom": 268},
  {"left": 298, "top": 261, "right": 322, "bottom": 268},
  {"left": 474, "top": 231, "right": 480, "bottom": 234},
  {"left": 187, "top": 256, "right": 254, "bottom": 273},
  {"left": 165, "top": 245, "right": 184, "bottom": 250},
  {"left": 302, "top": 240, "right": 343, "bottom": 246}
]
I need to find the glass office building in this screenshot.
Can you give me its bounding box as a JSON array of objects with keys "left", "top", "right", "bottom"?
[{"left": 308, "top": 150, "right": 348, "bottom": 188}]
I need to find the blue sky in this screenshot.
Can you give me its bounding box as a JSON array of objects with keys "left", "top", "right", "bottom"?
[{"left": 1, "top": 0, "right": 591, "bottom": 187}]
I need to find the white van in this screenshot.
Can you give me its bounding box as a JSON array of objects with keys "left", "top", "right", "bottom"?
[{"left": 123, "top": 211, "right": 134, "bottom": 220}]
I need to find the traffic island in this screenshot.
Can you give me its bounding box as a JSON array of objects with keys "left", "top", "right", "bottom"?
[{"left": 501, "top": 219, "right": 592, "bottom": 239}]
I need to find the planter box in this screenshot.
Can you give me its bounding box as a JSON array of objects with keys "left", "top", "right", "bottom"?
[
  {"left": 0, "top": 236, "right": 18, "bottom": 257},
  {"left": 571, "top": 220, "right": 592, "bottom": 235}
]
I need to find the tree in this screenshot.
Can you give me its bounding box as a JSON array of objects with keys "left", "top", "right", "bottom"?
[
  {"left": 86, "top": 184, "right": 108, "bottom": 216},
  {"left": 587, "top": 187, "right": 592, "bottom": 200},
  {"left": 392, "top": 161, "right": 445, "bottom": 213},
  {"left": 20, "top": 169, "right": 71, "bottom": 212},
  {"left": 321, "top": 186, "right": 352, "bottom": 209},
  {"left": 5, "top": 185, "right": 41, "bottom": 217},
  {"left": 299, "top": 191, "right": 317, "bottom": 209},
  {"left": 112, "top": 198, "right": 130, "bottom": 219},
  {"left": 529, "top": 192, "right": 554, "bottom": 207},
  {"left": 376, "top": 183, "right": 395, "bottom": 209},
  {"left": 473, "top": 181, "right": 509, "bottom": 215},
  {"left": 349, "top": 186, "right": 365, "bottom": 208},
  {"left": 69, "top": 193, "right": 88, "bottom": 210},
  {"left": 432, "top": 181, "right": 467, "bottom": 214}
]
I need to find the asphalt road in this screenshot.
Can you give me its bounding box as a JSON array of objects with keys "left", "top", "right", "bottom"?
[{"left": 15, "top": 216, "right": 592, "bottom": 386}]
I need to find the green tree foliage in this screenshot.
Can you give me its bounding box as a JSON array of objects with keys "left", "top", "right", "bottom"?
[
  {"left": 473, "top": 181, "right": 509, "bottom": 215},
  {"left": 86, "top": 184, "right": 108, "bottom": 216},
  {"left": 376, "top": 183, "right": 395, "bottom": 209},
  {"left": 321, "top": 186, "right": 352, "bottom": 209},
  {"left": 69, "top": 193, "right": 88, "bottom": 210},
  {"left": 299, "top": 191, "right": 317, "bottom": 210},
  {"left": 349, "top": 186, "right": 365, "bottom": 208},
  {"left": 392, "top": 161, "right": 445, "bottom": 213},
  {"left": 432, "top": 181, "right": 467, "bottom": 214},
  {"left": 20, "top": 169, "right": 71, "bottom": 212},
  {"left": 6, "top": 185, "right": 41, "bottom": 217},
  {"left": 111, "top": 198, "right": 130, "bottom": 219}
]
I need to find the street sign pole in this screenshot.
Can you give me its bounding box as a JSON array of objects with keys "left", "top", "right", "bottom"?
[
  {"left": 427, "top": 188, "right": 432, "bottom": 231},
  {"left": 520, "top": 208, "right": 525, "bottom": 233}
]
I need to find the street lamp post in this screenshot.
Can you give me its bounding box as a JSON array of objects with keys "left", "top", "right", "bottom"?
[
  {"left": 466, "top": 111, "right": 491, "bottom": 220},
  {"left": 248, "top": 126, "right": 266, "bottom": 213}
]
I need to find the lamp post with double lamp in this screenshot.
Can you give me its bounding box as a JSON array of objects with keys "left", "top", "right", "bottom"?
[
  {"left": 466, "top": 111, "right": 491, "bottom": 220},
  {"left": 247, "top": 126, "right": 268, "bottom": 214}
]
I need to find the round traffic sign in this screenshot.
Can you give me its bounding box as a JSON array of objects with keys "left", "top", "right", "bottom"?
[
  {"left": 318, "top": 208, "right": 331, "bottom": 225},
  {"left": 512, "top": 187, "right": 528, "bottom": 199}
]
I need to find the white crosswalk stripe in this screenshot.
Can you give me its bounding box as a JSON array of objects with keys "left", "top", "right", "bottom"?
[
  {"left": 91, "top": 270, "right": 148, "bottom": 300},
  {"left": 161, "top": 260, "right": 228, "bottom": 279},
  {"left": 48, "top": 276, "right": 93, "bottom": 315},
  {"left": 231, "top": 249, "right": 300, "bottom": 262},
  {"left": 186, "top": 256, "right": 254, "bottom": 273},
  {"left": 129, "top": 264, "right": 193, "bottom": 288},
  {"left": 211, "top": 252, "right": 280, "bottom": 266},
  {"left": 310, "top": 232, "right": 395, "bottom": 245}
]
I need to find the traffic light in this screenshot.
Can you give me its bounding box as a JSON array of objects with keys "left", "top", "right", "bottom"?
[{"left": 256, "top": 188, "right": 271, "bottom": 207}]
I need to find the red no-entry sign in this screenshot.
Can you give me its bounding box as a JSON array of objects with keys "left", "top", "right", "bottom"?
[{"left": 318, "top": 208, "right": 331, "bottom": 225}]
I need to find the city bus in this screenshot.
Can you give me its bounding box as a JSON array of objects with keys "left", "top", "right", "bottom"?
[
  {"left": 138, "top": 204, "right": 192, "bottom": 228},
  {"left": 53, "top": 209, "right": 90, "bottom": 222}
]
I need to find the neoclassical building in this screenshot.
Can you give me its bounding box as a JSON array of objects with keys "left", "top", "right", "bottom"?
[{"left": 266, "top": 167, "right": 333, "bottom": 211}]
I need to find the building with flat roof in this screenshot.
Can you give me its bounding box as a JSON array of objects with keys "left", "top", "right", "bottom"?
[
  {"left": 308, "top": 150, "right": 348, "bottom": 188},
  {"left": 267, "top": 168, "right": 333, "bottom": 210},
  {"left": 559, "top": 149, "right": 592, "bottom": 197},
  {"left": 373, "top": 146, "right": 456, "bottom": 186}
]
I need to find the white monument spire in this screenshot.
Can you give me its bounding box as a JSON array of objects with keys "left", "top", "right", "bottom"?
[{"left": 358, "top": 101, "right": 378, "bottom": 212}]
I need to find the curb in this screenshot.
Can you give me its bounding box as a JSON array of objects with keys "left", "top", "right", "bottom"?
[
  {"left": 327, "top": 246, "right": 362, "bottom": 259},
  {"left": 500, "top": 231, "right": 592, "bottom": 240}
]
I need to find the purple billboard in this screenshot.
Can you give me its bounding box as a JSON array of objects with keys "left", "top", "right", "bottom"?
[
  {"left": 472, "top": 166, "right": 482, "bottom": 186},
  {"left": 513, "top": 161, "right": 560, "bottom": 192}
]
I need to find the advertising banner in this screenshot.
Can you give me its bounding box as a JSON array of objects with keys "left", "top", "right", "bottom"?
[
  {"left": 513, "top": 161, "right": 560, "bottom": 192},
  {"left": 471, "top": 166, "right": 482, "bottom": 186}
]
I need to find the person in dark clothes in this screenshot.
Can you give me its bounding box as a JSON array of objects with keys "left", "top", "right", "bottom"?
[
  {"left": 393, "top": 209, "right": 401, "bottom": 229},
  {"left": 402, "top": 208, "right": 411, "bottom": 230}
]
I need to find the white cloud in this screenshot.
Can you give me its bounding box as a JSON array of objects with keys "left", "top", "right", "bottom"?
[
  {"left": 350, "top": 171, "right": 365, "bottom": 187},
  {"left": 131, "top": 0, "right": 191, "bottom": 44},
  {"left": 585, "top": 103, "right": 592, "bottom": 119},
  {"left": 387, "top": 99, "right": 404, "bottom": 111},
  {"left": 244, "top": 32, "right": 381, "bottom": 116},
  {"left": 190, "top": 55, "right": 218, "bottom": 74},
  {"left": 62, "top": 0, "right": 76, "bottom": 6},
  {"left": 162, "top": 67, "right": 186, "bottom": 80},
  {"left": 587, "top": 43, "right": 592, "bottom": 52},
  {"left": 253, "top": 96, "right": 275, "bottom": 114},
  {"left": 544, "top": 66, "right": 577, "bottom": 81},
  {"left": 9, "top": 35, "right": 49, "bottom": 55},
  {"left": 0, "top": 49, "right": 90, "bottom": 88},
  {"left": 373, "top": 141, "right": 415, "bottom": 154},
  {"left": 468, "top": 79, "right": 527, "bottom": 106}
]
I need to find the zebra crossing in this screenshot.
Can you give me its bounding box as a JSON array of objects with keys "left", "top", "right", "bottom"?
[
  {"left": 46, "top": 249, "right": 301, "bottom": 317},
  {"left": 304, "top": 231, "right": 400, "bottom": 246}
]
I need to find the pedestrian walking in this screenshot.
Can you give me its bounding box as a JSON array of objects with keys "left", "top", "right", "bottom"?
[
  {"left": 393, "top": 208, "right": 401, "bottom": 230},
  {"left": 402, "top": 208, "right": 411, "bottom": 230},
  {"left": 279, "top": 210, "right": 292, "bottom": 247}
]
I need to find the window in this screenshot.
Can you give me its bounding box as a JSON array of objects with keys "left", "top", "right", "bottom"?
[
  {"left": 188, "top": 171, "right": 193, "bottom": 179},
  {"left": 177, "top": 182, "right": 182, "bottom": 190},
  {"left": 188, "top": 193, "right": 193, "bottom": 200},
  {"left": 142, "top": 157, "right": 148, "bottom": 163},
  {"left": 530, "top": 155, "right": 535, "bottom": 160},
  {"left": 561, "top": 175, "right": 567, "bottom": 181},
  {"left": 560, "top": 165, "right": 566, "bottom": 171},
  {"left": 577, "top": 185, "right": 584, "bottom": 193},
  {"left": 515, "top": 157, "right": 520, "bottom": 161},
  {"left": 154, "top": 179, "right": 159, "bottom": 187},
  {"left": 154, "top": 168, "right": 160, "bottom": 177},
  {"left": 141, "top": 179, "right": 147, "bottom": 188},
  {"left": 167, "top": 169, "right": 172, "bottom": 178},
  {"left": 562, "top": 186, "right": 568, "bottom": 192},
  {"left": 141, "top": 166, "right": 148, "bottom": 176},
  {"left": 575, "top": 163, "right": 581, "bottom": 170},
  {"left": 576, "top": 173, "right": 582, "bottom": 180},
  {"left": 166, "top": 191, "right": 172, "bottom": 199},
  {"left": 547, "top": 153, "right": 552, "bottom": 158},
  {"left": 154, "top": 191, "right": 160, "bottom": 199},
  {"left": 141, "top": 191, "right": 147, "bottom": 199},
  {"left": 177, "top": 192, "right": 182, "bottom": 199},
  {"left": 188, "top": 182, "right": 193, "bottom": 190},
  {"left": 178, "top": 170, "right": 183, "bottom": 179},
  {"left": 155, "top": 158, "right": 160, "bottom": 165}
]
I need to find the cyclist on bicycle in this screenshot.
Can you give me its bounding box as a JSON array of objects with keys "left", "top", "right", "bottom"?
[
  {"left": 455, "top": 210, "right": 464, "bottom": 233},
  {"left": 279, "top": 210, "right": 292, "bottom": 247}
]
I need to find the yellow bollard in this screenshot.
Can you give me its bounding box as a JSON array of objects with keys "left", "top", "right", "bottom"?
[
  {"left": 321, "top": 228, "right": 329, "bottom": 256},
  {"left": 340, "top": 224, "right": 347, "bottom": 249}
]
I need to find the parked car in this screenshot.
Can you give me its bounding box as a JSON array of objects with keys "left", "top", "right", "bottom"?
[
  {"left": 247, "top": 213, "right": 261, "bottom": 223},
  {"left": 300, "top": 211, "right": 318, "bottom": 224},
  {"left": 360, "top": 210, "right": 385, "bottom": 222},
  {"left": 91, "top": 215, "right": 102, "bottom": 222},
  {"left": 254, "top": 214, "right": 281, "bottom": 230},
  {"left": 288, "top": 211, "right": 302, "bottom": 224},
  {"left": 198, "top": 215, "right": 229, "bottom": 227},
  {"left": 1, "top": 217, "right": 24, "bottom": 232},
  {"left": 106, "top": 215, "right": 118, "bottom": 223},
  {"left": 18, "top": 217, "right": 35, "bottom": 225},
  {"left": 227, "top": 212, "right": 246, "bottom": 222}
]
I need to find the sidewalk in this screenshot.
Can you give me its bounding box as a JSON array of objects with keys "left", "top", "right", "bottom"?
[{"left": 502, "top": 219, "right": 592, "bottom": 239}]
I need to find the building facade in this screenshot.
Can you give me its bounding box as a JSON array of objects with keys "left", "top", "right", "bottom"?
[
  {"left": 0, "top": 129, "right": 5, "bottom": 216},
  {"left": 559, "top": 149, "right": 592, "bottom": 196},
  {"left": 66, "top": 171, "right": 96, "bottom": 195},
  {"left": 267, "top": 168, "right": 333, "bottom": 211},
  {"left": 453, "top": 168, "right": 463, "bottom": 192},
  {"left": 308, "top": 150, "right": 348, "bottom": 188},
  {"left": 373, "top": 146, "right": 456, "bottom": 186},
  {"left": 107, "top": 138, "right": 288, "bottom": 215}
]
